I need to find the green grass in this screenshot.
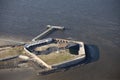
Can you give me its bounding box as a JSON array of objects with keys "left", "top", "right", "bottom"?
[
  {"left": 0, "top": 46, "right": 25, "bottom": 59},
  {"left": 38, "top": 50, "right": 76, "bottom": 65}
]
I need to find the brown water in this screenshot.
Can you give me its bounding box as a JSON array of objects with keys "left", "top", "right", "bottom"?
[{"left": 0, "top": 0, "right": 120, "bottom": 80}]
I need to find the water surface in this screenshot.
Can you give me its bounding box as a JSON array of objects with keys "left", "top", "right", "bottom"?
[{"left": 0, "top": 0, "right": 120, "bottom": 80}]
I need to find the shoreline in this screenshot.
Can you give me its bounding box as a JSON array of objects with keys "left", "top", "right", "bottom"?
[
  {"left": 0, "top": 67, "right": 34, "bottom": 72},
  {"left": 0, "top": 39, "right": 25, "bottom": 47},
  {"left": 0, "top": 67, "right": 36, "bottom": 80}
]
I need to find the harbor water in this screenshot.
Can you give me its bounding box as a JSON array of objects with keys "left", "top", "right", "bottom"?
[{"left": 0, "top": 0, "right": 120, "bottom": 80}]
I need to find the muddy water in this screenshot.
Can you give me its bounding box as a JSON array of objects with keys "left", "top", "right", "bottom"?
[{"left": 0, "top": 0, "right": 120, "bottom": 80}]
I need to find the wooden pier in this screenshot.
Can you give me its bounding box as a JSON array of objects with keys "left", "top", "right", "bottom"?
[{"left": 32, "top": 25, "right": 65, "bottom": 41}]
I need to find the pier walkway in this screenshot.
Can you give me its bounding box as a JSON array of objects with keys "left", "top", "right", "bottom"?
[{"left": 32, "top": 25, "right": 64, "bottom": 41}]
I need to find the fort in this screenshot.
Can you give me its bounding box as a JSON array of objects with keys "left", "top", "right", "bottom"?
[
  {"left": 24, "top": 38, "right": 85, "bottom": 70},
  {"left": 0, "top": 25, "right": 86, "bottom": 72},
  {"left": 24, "top": 25, "right": 86, "bottom": 70}
]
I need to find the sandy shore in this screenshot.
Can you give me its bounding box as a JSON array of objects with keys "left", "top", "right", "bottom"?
[
  {"left": 0, "top": 40, "right": 37, "bottom": 80},
  {"left": 0, "top": 68, "right": 37, "bottom": 80},
  {"left": 0, "top": 38, "right": 27, "bottom": 47}
]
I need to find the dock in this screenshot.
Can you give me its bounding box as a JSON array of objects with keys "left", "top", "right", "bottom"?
[{"left": 32, "top": 25, "right": 65, "bottom": 41}]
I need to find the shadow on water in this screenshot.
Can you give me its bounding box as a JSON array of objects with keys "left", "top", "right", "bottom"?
[
  {"left": 39, "top": 44, "right": 100, "bottom": 75},
  {"left": 65, "top": 44, "right": 100, "bottom": 68},
  {"left": 59, "top": 44, "right": 100, "bottom": 70},
  {"left": 84, "top": 44, "right": 100, "bottom": 64}
]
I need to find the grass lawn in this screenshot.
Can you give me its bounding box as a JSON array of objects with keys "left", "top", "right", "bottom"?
[
  {"left": 38, "top": 50, "right": 76, "bottom": 65},
  {"left": 0, "top": 46, "right": 25, "bottom": 59}
]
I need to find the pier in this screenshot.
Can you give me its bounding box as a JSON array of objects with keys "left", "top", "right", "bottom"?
[{"left": 32, "top": 25, "right": 65, "bottom": 41}]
